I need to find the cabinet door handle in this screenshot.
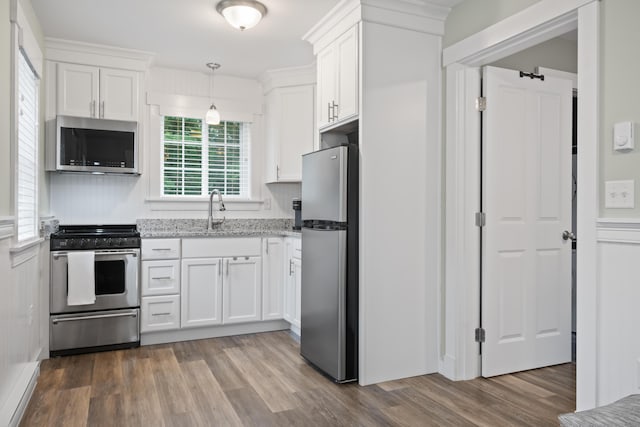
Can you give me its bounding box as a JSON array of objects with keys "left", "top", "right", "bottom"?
[
  {"left": 100, "top": 101, "right": 105, "bottom": 118},
  {"left": 218, "top": 260, "right": 222, "bottom": 276},
  {"left": 332, "top": 101, "right": 339, "bottom": 121},
  {"left": 265, "top": 240, "right": 269, "bottom": 255},
  {"left": 226, "top": 259, "right": 229, "bottom": 276},
  {"left": 91, "top": 100, "right": 96, "bottom": 117},
  {"left": 289, "top": 259, "right": 293, "bottom": 276},
  {"left": 276, "top": 165, "right": 280, "bottom": 179},
  {"left": 328, "top": 102, "right": 333, "bottom": 122}
]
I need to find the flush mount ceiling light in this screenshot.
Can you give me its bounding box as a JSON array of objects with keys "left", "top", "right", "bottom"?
[
  {"left": 205, "top": 62, "right": 221, "bottom": 125},
  {"left": 216, "top": 0, "right": 267, "bottom": 31}
]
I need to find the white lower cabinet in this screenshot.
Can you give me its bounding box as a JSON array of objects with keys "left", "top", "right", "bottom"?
[
  {"left": 141, "top": 295, "right": 180, "bottom": 332},
  {"left": 223, "top": 256, "right": 262, "bottom": 324},
  {"left": 262, "top": 238, "right": 284, "bottom": 320},
  {"left": 141, "top": 259, "right": 180, "bottom": 296},
  {"left": 181, "top": 258, "right": 223, "bottom": 328},
  {"left": 140, "top": 236, "right": 290, "bottom": 342},
  {"left": 181, "top": 238, "right": 262, "bottom": 328},
  {"left": 141, "top": 239, "right": 181, "bottom": 332},
  {"left": 283, "top": 237, "right": 302, "bottom": 330}
]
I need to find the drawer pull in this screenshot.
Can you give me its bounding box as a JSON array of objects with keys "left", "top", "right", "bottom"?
[
  {"left": 151, "top": 312, "right": 171, "bottom": 316},
  {"left": 152, "top": 248, "right": 172, "bottom": 251},
  {"left": 151, "top": 276, "right": 172, "bottom": 280}
]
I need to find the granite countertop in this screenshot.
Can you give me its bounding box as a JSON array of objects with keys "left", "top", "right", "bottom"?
[{"left": 137, "top": 218, "right": 301, "bottom": 238}]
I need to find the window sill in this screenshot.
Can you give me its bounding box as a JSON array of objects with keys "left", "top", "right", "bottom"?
[
  {"left": 145, "top": 197, "right": 263, "bottom": 212},
  {"left": 10, "top": 237, "right": 45, "bottom": 267}
]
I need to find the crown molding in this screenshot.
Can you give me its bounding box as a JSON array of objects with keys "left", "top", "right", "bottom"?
[
  {"left": 303, "top": 0, "right": 455, "bottom": 53},
  {"left": 260, "top": 63, "right": 317, "bottom": 94},
  {"left": 44, "top": 37, "right": 155, "bottom": 71}
]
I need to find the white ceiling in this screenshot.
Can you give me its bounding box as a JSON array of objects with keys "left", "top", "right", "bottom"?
[
  {"left": 30, "top": 0, "right": 342, "bottom": 79},
  {"left": 30, "top": 0, "right": 466, "bottom": 79}
]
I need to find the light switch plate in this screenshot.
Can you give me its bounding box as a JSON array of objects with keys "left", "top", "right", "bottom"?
[
  {"left": 605, "top": 180, "right": 635, "bottom": 208},
  {"left": 614, "top": 121, "right": 634, "bottom": 151}
]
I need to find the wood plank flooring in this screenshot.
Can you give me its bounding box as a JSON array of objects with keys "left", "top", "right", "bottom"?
[{"left": 21, "top": 331, "right": 575, "bottom": 426}]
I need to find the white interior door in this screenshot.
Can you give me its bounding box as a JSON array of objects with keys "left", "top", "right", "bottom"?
[{"left": 481, "top": 66, "right": 572, "bottom": 377}]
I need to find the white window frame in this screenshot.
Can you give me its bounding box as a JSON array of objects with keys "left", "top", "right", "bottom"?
[
  {"left": 160, "top": 116, "right": 251, "bottom": 199},
  {"left": 15, "top": 50, "right": 39, "bottom": 243},
  {"left": 10, "top": 4, "right": 43, "bottom": 247}
]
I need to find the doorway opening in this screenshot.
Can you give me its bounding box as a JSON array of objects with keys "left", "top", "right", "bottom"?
[
  {"left": 442, "top": 0, "right": 600, "bottom": 410},
  {"left": 478, "top": 32, "right": 579, "bottom": 376}
]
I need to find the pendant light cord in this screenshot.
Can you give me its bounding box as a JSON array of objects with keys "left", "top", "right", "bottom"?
[{"left": 206, "top": 62, "right": 221, "bottom": 108}]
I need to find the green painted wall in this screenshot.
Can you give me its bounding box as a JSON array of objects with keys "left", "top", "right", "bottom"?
[
  {"left": 443, "top": 0, "right": 541, "bottom": 48},
  {"left": 600, "top": 0, "right": 640, "bottom": 217}
]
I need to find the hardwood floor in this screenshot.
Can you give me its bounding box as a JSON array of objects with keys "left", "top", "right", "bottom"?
[{"left": 21, "top": 331, "right": 575, "bottom": 426}]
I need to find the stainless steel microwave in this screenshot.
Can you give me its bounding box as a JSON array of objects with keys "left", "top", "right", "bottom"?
[{"left": 45, "top": 116, "right": 139, "bottom": 174}]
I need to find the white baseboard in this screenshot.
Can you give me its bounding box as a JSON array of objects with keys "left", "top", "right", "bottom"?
[
  {"left": 141, "top": 320, "right": 291, "bottom": 346},
  {"left": 0, "top": 362, "right": 39, "bottom": 427}
]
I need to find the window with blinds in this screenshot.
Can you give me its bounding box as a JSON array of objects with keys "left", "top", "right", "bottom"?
[
  {"left": 16, "top": 50, "right": 39, "bottom": 242},
  {"left": 162, "top": 116, "right": 250, "bottom": 197}
]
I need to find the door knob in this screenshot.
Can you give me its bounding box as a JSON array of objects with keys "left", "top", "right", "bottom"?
[{"left": 562, "top": 230, "right": 577, "bottom": 242}]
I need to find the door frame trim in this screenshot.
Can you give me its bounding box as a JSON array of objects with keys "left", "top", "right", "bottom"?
[{"left": 442, "top": 0, "right": 599, "bottom": 410}]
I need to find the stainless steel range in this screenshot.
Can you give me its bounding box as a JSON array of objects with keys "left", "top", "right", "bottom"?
[{"left": 50, "top": 225, "right": 141, "bottom": 356}]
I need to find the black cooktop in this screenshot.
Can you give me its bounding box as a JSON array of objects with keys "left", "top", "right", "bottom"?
[{"left": 51, "top": 225, "right": 140, "bottom": 250}]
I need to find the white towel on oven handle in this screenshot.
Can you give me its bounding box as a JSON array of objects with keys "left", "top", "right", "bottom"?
[{"left": 66, "top": 251, "right": 96, "bottom": 305}]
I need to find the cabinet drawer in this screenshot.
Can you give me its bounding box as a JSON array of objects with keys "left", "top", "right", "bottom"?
[
  {"left": 142, "top": 238, "right": 181, "bottom": 260},
  {"left": 182, "top": 238, "right": 261, "bottom": 258},
  {"left": 141, "top": 295, "right": 180, "bottom": 332},
  {"left": 141, "top": 260, "right": 180, "bottom": 296}
]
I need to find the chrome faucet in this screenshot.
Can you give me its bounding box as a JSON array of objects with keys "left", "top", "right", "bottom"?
[{"left": 207, "top": 189, "right": 226, "bottom": 230}]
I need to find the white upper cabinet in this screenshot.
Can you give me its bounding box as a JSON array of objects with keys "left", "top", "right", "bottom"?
[
  {"left": 317, "top": 25, "right": 358, "bottom": 129},
  {"left": 57, "top": 62, "right": 139, "bottom": 121},
  {"left": 57, "top": 63, "right": 99, "bottom": 119},
  {"left": 99, "top": 68, "right": 139, "bottom": 121},
  {"left": 264, "top": 84, "right": 315, "bottom": 183}
]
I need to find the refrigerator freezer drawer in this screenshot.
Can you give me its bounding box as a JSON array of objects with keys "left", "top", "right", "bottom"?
[
  {"left": 50, "top": 308, "right": 140, "bottom": 353},
  {"left": 302, "top": 146, "right": 348, "bottom": 222},
  {"left": 300, "top": 227, "right": 348, "bottom": 380}
]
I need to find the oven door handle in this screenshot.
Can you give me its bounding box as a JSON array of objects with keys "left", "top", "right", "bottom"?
[
  {"left": 51, "top": 311, "right": 138, "bottom": 324},
  {"left": 52, "top": 250, "right": 139, "bottom": 259}
]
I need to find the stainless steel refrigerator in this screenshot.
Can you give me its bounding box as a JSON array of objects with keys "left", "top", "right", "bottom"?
[{"left": 300, "top": 144, "right": 358, "bottom": 383}]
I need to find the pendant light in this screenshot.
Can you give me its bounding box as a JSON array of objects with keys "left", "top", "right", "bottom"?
[
  {"left": 216, "top": 0, "right": 267, "bottom": 31},
  {"left": 205, "top": 62, "right": 221, "bottom": 125}
]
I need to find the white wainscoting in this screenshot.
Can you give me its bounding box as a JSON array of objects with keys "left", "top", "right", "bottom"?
[
  {"left": 0, "top": 221, "right": 44, "bottom": 426},
  {"left": 596, "top": 219, "right": 640, "bottom": 405}
]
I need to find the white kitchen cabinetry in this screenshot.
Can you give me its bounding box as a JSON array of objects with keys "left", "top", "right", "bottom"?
[
  {"left": 181, "top": 238, "right": 262, "bottom": 329},
  {"left": 141, "top": 239, "right": 181, "bottom": 332},
  {"left": 262, "top": 237, "right": 284, "bottom": 320},
  {"left": 141, "top": 259, "right": 180, "bottom": 296},
  {"left": 317, "top": 25, "right": 358, "bottom": 129},
  {"left": 283, "top": 237, "right": 302, "bottom": 332},
  {"left": 141, "top": 295, "right": 181, "bottom": 332},
  {"left": 222, "top": 256, "right": 262, "bottom": 324},
  {"left": 264, "top": 85, "right": 315, "bottom": 183},
  {"left": 57, "top": 62, "right": 139, "bottom": 121},
  {"left": 181, "top": 258, "right": 223, "bottom": 328}
]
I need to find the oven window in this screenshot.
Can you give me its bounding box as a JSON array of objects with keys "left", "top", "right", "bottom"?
[{"left": 95, "top": 260, "right": 126, "bottom": 295}]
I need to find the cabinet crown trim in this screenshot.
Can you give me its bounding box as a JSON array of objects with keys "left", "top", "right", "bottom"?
[
  {"left": 303, "top": 0, "right": 452, "bottom": 51},
  {"left": 45, "top": 37, "right": 154, "bottom": 71}
]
